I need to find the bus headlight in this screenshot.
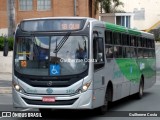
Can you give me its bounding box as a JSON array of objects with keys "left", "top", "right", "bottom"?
[
  {"left": 13, "top": 82, "right": 25, "bottom": 93},
  {"left": 82, "top": 82, "right": 91, "bottom": 91},
  {"left": 72, "top": 81, "right": 92, "bottom": 95},
  {"left": 15, "top": 85, "right": 20, "bottom": 91}
]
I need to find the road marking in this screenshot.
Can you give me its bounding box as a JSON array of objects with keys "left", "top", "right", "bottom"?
[{"left": 21, "top": 108, "right": 32, "bottom": 111}]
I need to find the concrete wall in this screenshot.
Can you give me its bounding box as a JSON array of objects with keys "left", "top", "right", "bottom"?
[
  {"left": 0, "top": 28, "right": 8, "bottom": 36},
  {"left": 0, "top": 0, "right": 97, "bottom": 29},
  {"left": 101, "top": 15, "right": 115, "bottom": 24},
  {"left": 0, "top": 51, "right": 12, "bottom": 73}
]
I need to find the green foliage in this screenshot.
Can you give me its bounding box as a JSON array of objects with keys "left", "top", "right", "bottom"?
[
  {"left": 156, "top": 38, "right": 160, "bottom": 42},
  {"left": 95, "top": 0, "right": 124, "bottom": 13},
  {"left": 0, "top": 36, "right": 14, "bottom": 51}
]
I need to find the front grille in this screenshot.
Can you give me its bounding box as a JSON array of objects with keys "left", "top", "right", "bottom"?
[
  {"left": 22, "top": 97, "right": 78, "bottom": 105},
  {"left": 15, "top": 71, "right": 87, "bottom": 87}
]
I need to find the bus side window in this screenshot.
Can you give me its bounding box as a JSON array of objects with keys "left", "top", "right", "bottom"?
[
  {"left": 143, "top": 48, "right": 149, "bottom": 58},
  {"left": 140, "top": 37, "right": 143, "bottom": 47},
  {"left": 127, "top": 35, "right": 130, "bottom": 46},
  {"left": 113, "top": 32, "right": 121, "bottom": 45},
  {"left": 130, "top": 48, "right": 136, "bottom": 58},
  {"left": 138, "top": 48, "right": 143, "bottom": 58},
  {"left": 131, "top": 36, "right": 136, "bottom": 46},
  {"left": 93, "top": 37, "right": 105, "bottom": 70},
  {"left": 105, "top": 45, "right": 114, "bottom": 58},
  {"left": 138, "top": 37, "right": 141, "bottom": 47},
  {"left": 105, "top": 31, "right": 112, "bottom": 44},
  {"left": 123, "top": 47, "right": 130, "bottom": 58}
]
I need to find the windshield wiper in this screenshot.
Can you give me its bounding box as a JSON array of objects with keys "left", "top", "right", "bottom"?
[{"left": 53, "top": 32, "right": 71, "bottom": 53}]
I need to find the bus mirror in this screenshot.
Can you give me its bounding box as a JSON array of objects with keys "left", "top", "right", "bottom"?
[{"left": 3, "top": 38, "right": 9, "bottom": 56}]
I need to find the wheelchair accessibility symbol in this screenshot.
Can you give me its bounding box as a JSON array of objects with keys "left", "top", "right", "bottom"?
[{"left": 50, "top": 65, "right": 60, "bottom": 75}]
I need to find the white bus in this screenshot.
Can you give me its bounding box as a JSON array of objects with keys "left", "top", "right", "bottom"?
[{"left": 3, "top": 17, "right": 156, "bottom": 114}]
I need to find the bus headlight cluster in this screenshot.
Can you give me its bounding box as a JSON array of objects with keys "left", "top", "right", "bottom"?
[
  {"left": 80, "top": 81, "right": 92, "bottom": 93},
  {"left": 82, "top": 82, "right": 91, "bottom": 91},
  {"left": 13, "top": 82, "right": 25, "bottom": 93},
  {"left": 75, "top": 81, "right": 92, "bottom": 94}
]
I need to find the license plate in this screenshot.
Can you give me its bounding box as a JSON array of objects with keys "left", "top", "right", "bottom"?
[{"left": 42, "top": 97, "right": 55, "bottom": 102}]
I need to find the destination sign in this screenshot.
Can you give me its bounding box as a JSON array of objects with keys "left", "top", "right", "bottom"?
[{"left": 20, "top": 19, "right": 85, "bottom": 32}]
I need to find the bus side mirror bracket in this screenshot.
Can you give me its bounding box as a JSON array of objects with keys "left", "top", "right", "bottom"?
[
  {"left": 93, "top": 37, "right": 105, "bottom": 70},
  {"left": 3, "top": 37, "right": 9, "bottom": 56}
]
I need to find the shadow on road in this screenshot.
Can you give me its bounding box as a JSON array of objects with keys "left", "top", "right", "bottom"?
[
  {"left": 16, "top": 92, "right": 152, "bottom": 120},
  {"left": 108, "top": 92, "right": 152, "bottom": 111}
]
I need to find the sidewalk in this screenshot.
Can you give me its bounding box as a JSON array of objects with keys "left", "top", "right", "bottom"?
[{"left": 0, "top": 73, "right": 12, "bottom": 94}]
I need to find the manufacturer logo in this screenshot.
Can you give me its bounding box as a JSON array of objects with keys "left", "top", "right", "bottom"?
[
  {"left": 46, "top": 88, "right": 53, "bottom": 94},
  {"left": 47, "top": 81, "right": 53, "bottom": 86}
]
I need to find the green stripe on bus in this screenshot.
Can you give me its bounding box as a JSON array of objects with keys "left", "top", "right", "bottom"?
[
  {"left": 128, "top": 29, "right": 141, "bottom": 36},
  {"left": 115, "top": 58, "right": 156, "bottom": 83},
  {"left": 105, "top": 22, "right": 141, "bottom": 36},
  {"left": 105, "top": 22, "right": 127, "bottom": 33}
]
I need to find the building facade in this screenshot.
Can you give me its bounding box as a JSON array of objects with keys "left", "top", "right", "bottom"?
[
  {"left": 0, "top": 0, "right": 8, "bottom": 35},
  {"left": 0, "top": 0, "right": 97, "bottom": 35},
  {"left": 99, "top": 0, "right": 160, "bottom": 32},
  {"left": 100, "top": 13, "right": 133, "bottom": 28},
  {"left": 119, "top": 0, "right": 160, "bottom": 31}
]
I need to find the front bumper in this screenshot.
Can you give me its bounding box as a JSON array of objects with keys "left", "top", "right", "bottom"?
[{"left": 13, "top": 89, "right": 93, "bottom": 109}]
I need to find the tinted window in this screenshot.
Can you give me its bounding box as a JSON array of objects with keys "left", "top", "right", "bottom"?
[
  {"left": 130, "top": 47, "right": 136, "bottom": 58},
  {"left": 106, "top": 45, "right": 114, "bottom": 58},
  {"left": 113, "top": 32, "right": 121, "bottom": 45},
  {"left": 114, "top": 46, "right": 123, "bottom": 58},
  {"left": 105, "top": 31, "right": 112, "bottom": 44},
  {"left": 143, "top": 49, "right": 148, "bottom": 58},
  {"left": 138, "top": 48, "right": 143, "bottom": 58},
  {"left": 123, "top": 47, "right": 130, "bottom": 58}
]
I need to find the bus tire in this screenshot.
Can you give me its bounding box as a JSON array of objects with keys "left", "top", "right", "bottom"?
[
  {"left": 97, "top": 87, "right": 111, "bottom": 115},
  {"left": 39, "top": 108, "right": 52, "bottom": 117},
  {"left": 135, "top": 78, "right": 144, "bottom": 99}
]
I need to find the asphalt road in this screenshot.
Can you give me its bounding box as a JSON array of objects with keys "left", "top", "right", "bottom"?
[{"left": 0, "top": 76, "right": 160, "bottom": 120}]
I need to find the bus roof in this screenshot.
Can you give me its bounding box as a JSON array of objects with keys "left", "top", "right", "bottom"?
[
  {"left": 105, "top": 22, "right": 127, "bottom": 33},
  {"left": 21, "top": 17, "right": 94, "bottom": 21},
  {"left": 105, "top": 22, "right": 154, "bottom": 39}
]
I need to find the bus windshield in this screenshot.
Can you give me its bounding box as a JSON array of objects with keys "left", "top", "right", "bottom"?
[{"left": 14, "top": 35, "right": 88, "bottom": 76}]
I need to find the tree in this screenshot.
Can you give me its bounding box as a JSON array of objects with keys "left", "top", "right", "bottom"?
[
  {"left": 7, "top": 0, "right": 15, "bottom": 37},
  {"left": 89, "top": 0, "right": 93, "bottom": 17},
  {"left": 94, "top": 0, "right": 124, "bottom": 14}
]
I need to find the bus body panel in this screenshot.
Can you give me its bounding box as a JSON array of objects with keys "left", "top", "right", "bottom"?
[{"left": 12, "top": 17, "right": 156, "bottom": 110}]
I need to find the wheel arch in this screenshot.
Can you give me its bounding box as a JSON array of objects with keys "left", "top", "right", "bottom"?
[{"left": 106, "top": 80, "right": 113, "bottom": 102}]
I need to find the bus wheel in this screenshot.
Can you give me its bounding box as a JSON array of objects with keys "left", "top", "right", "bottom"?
[
  {"left": 136, "top": 79, "right": 144, "bottom": 99},
  {"left": 97, "top": 88, "right": 110, "bottom": 115},
  {"left": 39, "top": 108, "right": 52, "bottom": 117}
]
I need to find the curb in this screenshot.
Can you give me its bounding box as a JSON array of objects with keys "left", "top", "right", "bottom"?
[{"left": 0, "top": 87, "right": 12, "bottom": 94}]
